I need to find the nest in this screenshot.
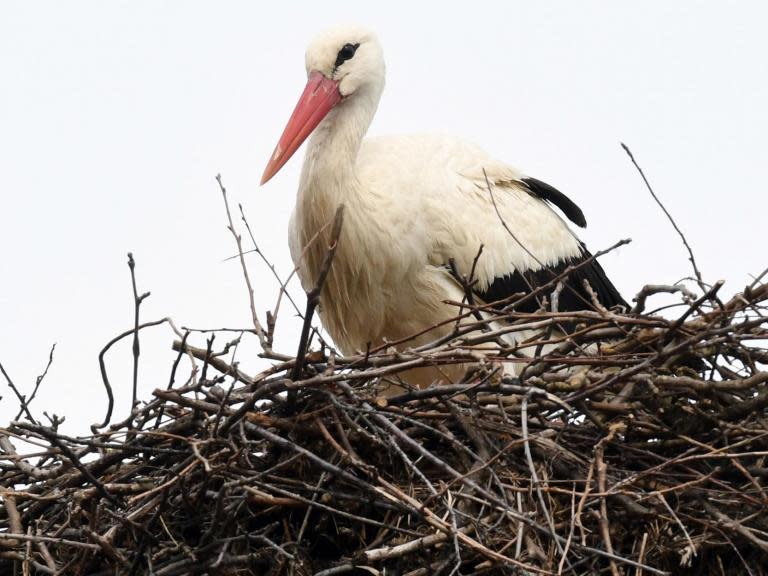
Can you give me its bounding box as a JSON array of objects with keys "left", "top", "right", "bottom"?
[{"left": 2, "top": 271, "right": 768, "bottom": 575}]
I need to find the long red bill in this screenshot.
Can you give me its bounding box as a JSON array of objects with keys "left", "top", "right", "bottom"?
[{"left": 260, "top": 71, "right": 341, "bottom": 185}]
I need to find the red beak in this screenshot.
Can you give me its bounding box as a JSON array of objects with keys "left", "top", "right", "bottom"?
[{"left": 261, "top": 71, "right": 342, "bottom": 185}]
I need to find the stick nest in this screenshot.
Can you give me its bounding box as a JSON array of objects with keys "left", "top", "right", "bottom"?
[{"left": 2, "top": 279, "right": 768, "bottom": 576}]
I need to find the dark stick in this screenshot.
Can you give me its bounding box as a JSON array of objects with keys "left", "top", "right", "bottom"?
[
  {"left": 1, "top": 360, "right": 38, "bottom": 424},
  {"left": 128, "top": 253, "right": 150, "bottom": 413},
  {"left": 448, "top": 249, "right": 485, "bottom": 325},
  {"left": 290, "top": 205, "right": 345, "bottom": 385},
  {"left": 661, "top": 280, "right": 724, "bottom": 345},
  {"left": 154, "top": 331, "right": 190, "bottom": 429},
  {"left": 94, "top": 317, "right": 170, "bottom": 432},
  {"left": 14, "top": 343, "right": 56, "bottom": 422},
  {"left": 199, "top": 334, "right": 215, "bottom": 387}
]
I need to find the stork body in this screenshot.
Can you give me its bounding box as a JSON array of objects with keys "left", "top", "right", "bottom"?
[{"left": 262, "top": 26, "right": 626, "bottom": 385}]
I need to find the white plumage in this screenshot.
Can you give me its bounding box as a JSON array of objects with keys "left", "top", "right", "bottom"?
[{"left": 262, "top": 25, "right": 624, "bottom": 387}]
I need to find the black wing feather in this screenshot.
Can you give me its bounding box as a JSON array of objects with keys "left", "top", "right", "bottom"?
[
  {"left": 522, "top": 177, "right": 587, "bottom": 228},
  {"left": 475, "top": 244, "right": 628, "bottom": 313}
]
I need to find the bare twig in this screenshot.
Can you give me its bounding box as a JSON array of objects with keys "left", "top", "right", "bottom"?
[
  {"left": 216, "top": 174, "right": 268, "bottom": 349},
  {"left": 94, "top": 317, "right": 171, "bottom": 432},
  {"left": 290, "top": 205, "right": 345, "bottom": 384},
  {"left": 621, "top": 143, "right": 706, "bottom": 292},
  {"left": 127, "top": 253, "right": 150, "bottom": 412},
  {"left": 12, "top": 344, "right": 56, "bottom": 422},
  {"left": 1, "top": 362, "right": 37, "bottom": 424}
]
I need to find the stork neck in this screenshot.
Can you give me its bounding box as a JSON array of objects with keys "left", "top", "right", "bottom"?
[{"left": 301, "top": 88, "right": 379, "bottom": 195}]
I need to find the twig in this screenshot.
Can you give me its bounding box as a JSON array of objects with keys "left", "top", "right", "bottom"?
[
  {"left": 237, "top": 203, "right": 303, "bottom": 334},
  {"left": 127, "top": 253, "right": 150, "bottom": 412},
  {"left": 94, "top": 317, "right": 171, "bottom": 432},
  {"left": 632, "top": 284, "right": 696, "bottom": 314},
  {"left": 0, "top": 361, "right": 37, "bottom": 424},
  {"left": 595, "top": 423, "right": 623, "bottom": 576},
  {"left": 290, "top": 205, "right": 345, "bottom": 384},
  {"left": 216, "top": 174, "right": 268, "bottom": 349},
  {"left": 13, "top": 343, "right": 56, "bottom": 422},
  {"left": 521, "top": 391, "right": 564, "bottom": 555},
  {"left": 621, "top": 143, "right": 706, "bottom": 292}
]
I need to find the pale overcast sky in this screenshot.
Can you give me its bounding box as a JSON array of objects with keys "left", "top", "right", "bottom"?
[{"left": 2, "top": 1, "right": 767, "bottom": 434}]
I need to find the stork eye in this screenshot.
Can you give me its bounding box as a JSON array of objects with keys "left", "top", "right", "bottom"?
[{"left": 335, "top": 43, "right": 360, "bottom": 68}]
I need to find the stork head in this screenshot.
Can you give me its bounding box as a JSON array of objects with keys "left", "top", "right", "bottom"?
[{"left": 261, "top": 25, "right": 384, "bottom": 185}]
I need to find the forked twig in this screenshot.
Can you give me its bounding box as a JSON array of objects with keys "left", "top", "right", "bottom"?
[{"left": 216, "top": 174, "right": 268, "bottom": 349}]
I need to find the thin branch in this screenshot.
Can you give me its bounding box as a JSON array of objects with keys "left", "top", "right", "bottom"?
[
  {"left": 1, "top": 361, "right": 37, "bottom": 424},
  {"left": 127, "top": 253, "right": 150, "bottom": 412},
  {"left": 621, "top": 142, "right": 706, "bottom": 292},
  {"left": 93, "top": 317, "right": 171, "bottom": 432},
  {"left": 216, "top": 174, "right": 268, "bottom": 349},
  {"left": 290, "top": 205, "right": 345, "bottom": 384}
]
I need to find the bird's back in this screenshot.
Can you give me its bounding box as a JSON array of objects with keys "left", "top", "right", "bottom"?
[{"left": 356, "top": 134, "right": 586, "bottom": 290}]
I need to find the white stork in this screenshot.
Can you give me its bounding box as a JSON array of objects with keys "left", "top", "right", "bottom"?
[{"left": 261, "top": 25, "right": 626, "bottom": 387}]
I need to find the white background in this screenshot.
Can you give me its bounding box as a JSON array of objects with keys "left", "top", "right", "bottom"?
[{"left": 2, "top": 1, "right": 766, "bottom": 435}]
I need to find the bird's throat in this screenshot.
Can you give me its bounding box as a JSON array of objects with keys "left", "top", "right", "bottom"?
[{"left": 300, "top": 89, "right": 378, "bottom": 197}]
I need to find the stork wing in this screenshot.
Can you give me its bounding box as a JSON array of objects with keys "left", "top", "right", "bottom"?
[
  {"left": 465, "top": 172, "right": 626, "bottom": 313},
  {"left": 357, "top": 135, "right": 627, "bottom": 313},
  {"left": 444, "top": 147, "right": 626, "bottom": 313},
  {"left": 474, "top": 242, "right": 628, "bottom": 313}
]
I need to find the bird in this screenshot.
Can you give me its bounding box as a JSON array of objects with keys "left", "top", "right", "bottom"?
[{"left": 261, "top": 25, "right": 627, "bottom": 388}]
